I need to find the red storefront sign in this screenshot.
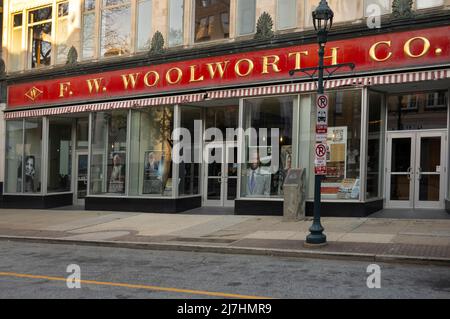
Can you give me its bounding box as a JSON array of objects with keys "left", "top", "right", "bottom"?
[{"left": 7, "top": 26, "right": 450, "bottom": 109}]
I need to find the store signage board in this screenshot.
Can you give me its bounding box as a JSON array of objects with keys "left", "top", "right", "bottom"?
[{"left": 7, "top": 26, "right": 450, "bottom": 109}]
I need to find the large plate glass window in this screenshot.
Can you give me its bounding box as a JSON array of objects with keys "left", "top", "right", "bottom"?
[
  {"left": 23, "top": 119, "right": 43, "bottom": 193},
  {"left": 5, "top": 120, "right": 24, "bottom": 193},
  {"left": 47, "top": 118, "right": 72, "bottom": 193},
  {"left": 129, "top": 107, "right": 174, "bottom": 197},
  {"left": 178, "top": 107, "right": 201, "bottom": 196},
  {"left": 366, "top": 91, "right": 385, "bottom": 199},
  {"left": 314, "top": 90, "right": 362, "bottom": 201},
  {"left": 90, "top": 111, "right": 128, "bottom": 195},
  {"left": 241, "top": 96, "right": 294, "bottom": 199}
]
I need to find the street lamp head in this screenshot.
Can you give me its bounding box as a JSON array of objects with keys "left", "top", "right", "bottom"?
[{"left": 312, "top": 0, "right": 334, "bottom": 33}]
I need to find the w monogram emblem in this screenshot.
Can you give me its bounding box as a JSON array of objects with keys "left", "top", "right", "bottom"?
[{"left": 25, "top": 87, "right": 43, "bottom": 101}]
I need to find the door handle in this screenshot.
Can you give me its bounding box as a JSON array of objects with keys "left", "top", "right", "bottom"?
[
  {"left": 417, "top": 167, "right": 422, "bottom": 180},
  {"left": 407, "top": 167, "right": 412, "bottom": 180}
]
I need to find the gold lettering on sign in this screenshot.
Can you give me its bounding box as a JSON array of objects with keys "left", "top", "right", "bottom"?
[
  {"left": 144, "top": 71, "right": 160, "bottom": 87},
  {"left": 369, "top": 41, "right": 392, "bottom": 62},
  {"left": 404, "top": 37, "right": 430, "bottom": 58},
  {"left": 288, "top": 51, "right": 309, "bottom": 70},
  {"left": 121, "top": 73, "right": 141, "bottom": 90},
  {"left": 206, "top": 61, "right": 230, "bottom": 79},
  {"left": 189, "top": 65, "right": 204, "bottom": 83},
  {"left": 324, "top": 47, "right": 339, "bottom": 65},
  {"left": 86, "top": 78, "right": 105, "bottom": 94},
  {"left": 59, "top": 82, "right": 72, "bottom": 98},
  {"left": 166, "top": 67, "right": 183, "bottom": 85},
  {"left": 235, "top": 59, "right": 254, "bottom": 77},
  {"left": 262, "top": 55, "right": 281, "bottom": 74}
]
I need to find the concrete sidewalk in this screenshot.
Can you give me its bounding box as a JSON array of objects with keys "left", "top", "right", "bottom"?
[{"left": 0, "top": 208, "right": 450, "bottom": 265}]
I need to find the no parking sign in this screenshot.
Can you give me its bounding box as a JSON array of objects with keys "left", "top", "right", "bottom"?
[{"left": 315, "top": 94, "right": 328, "bottom": 175}]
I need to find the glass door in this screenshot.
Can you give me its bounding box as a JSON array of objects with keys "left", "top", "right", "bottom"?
[
  {"left": 204, "top": 143, "right": 224, "bottom": 207},
  {"left": 386, "top": 131, "right": 446, "bottom": 209},
  {"left": 386, "top": 133, "right": 415, "bottom": 209},
  {"left": 415, "top": 132, "right": 446, "bottom": 209},
  {"left": 203, "top": 142, "right": 238, "bottom": 207},
  {"left": 74, "top": 152, "right": 88, "bottom": 206}
]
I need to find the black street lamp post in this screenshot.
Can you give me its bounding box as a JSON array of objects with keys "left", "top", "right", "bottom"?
[{"left": 306, "top": 0, "right": 334, "bottom": 246}]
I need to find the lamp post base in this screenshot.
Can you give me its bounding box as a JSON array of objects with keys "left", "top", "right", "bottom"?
[{"left": 306, "top": 223, "right": 327, "bottom": 245}]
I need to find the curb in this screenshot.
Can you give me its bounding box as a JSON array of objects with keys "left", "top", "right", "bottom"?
[{"left": 0, "top": 235, "right": 449, "bottom": 267}]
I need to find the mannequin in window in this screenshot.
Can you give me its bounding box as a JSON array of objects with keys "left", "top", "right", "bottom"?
[{"left": 243, "top": 152, "right": 270, "bottom": 197}]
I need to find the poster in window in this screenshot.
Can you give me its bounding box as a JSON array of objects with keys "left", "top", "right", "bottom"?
[
  {"left": 143, "top": 151, "right": 163, "bottom": 194},
  {"left": 24, "top": 155, "right": 36, "bottom": 192},
  {"left": 108, "top": 152, "right": 126, "bottom": 193}
]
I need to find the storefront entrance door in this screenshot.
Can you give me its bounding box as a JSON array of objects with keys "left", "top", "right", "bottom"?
[
  {"left": 203, "top": 142, "right": 238, "bottom": 207},
  {"left": 386, "top": 131, "right": 446, "bottom": 209},
  {"left": 74, "top": 152, "right": 88, "bottom": 206}
]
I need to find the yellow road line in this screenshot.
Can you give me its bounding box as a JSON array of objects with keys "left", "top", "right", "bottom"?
[{"left": 0, "top": 272, "right": 272, "bottom": 299}]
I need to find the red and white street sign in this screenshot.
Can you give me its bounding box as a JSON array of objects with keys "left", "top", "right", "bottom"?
[
  {"left": 316, "top": 94, "right": 328, "bottom": 134},
  {"left": 314, "top": 142, "right": 328, "bottom": 175},
  {"left": 315, "top": 94, "right": 328, "bottom": 175}
]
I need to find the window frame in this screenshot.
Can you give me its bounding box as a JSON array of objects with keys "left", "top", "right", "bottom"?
[
  {"left": 135, "top": 0, "right": 152, "bottom": 52},
  {"left": 26, "top": 5, "right": 54, "bottom": 69},
  {"left": 191, "top": 0, "right": 232, "bottom": 45},
  {"left": 168, "top": 0, "right": 185, "bottom": 48},
  {"left": 9, "top": 11, "right": 24, "bottom": 72},
  {"left": 55, "top": 1, "right": 70, "bottom": 65},
  {"left": 236, "top": 0, "right": 256, "bottom": 37},
  {"left": 276, "top": 0, "right": 298, "bottom": 31}
]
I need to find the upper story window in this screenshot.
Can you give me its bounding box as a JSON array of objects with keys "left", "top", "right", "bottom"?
[
  {"left": 194, "top": 0, "right": 230, "bottom": 43},
  {"left": 82, "top": 0, "right": 151, "bottom": 60},
  {"left": 416, "top": 0, "right": 444, "bottom": 9},
  {"left": 236, "top": 0, "right": 256, "bottom": 36},
  {"left": 28, "top": 6, "right": 53, "bottom": 68},
  {"left": 137, "top": 0, "right": 152, "bottom": 51},
  {"left": 101, "top": 0, "right": 132, "bottom": 57},
  {"left": 56, "top": 1, "right": 69, "bottom": 64},
  {"left": 277, "top": 0, "right": 297, "bottom": 30},
  {"left": 169, "top": 0, "right": 184, "bottom": 47},
  {"left": 10, "top": 13, "right": 23, "bottom": 72}
]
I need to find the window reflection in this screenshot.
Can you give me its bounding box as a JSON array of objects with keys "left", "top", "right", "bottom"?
[
  {"left": 241, "top": 96, "right": 294, "bottom": 198},
  {"left": 101, "top": 1, "right": 132, "bottom": 57},
  {"left": 137, "top": 0, "right": 152, "bottom": 51},
  {"left": 387, "top": 91, "right": 448, "bottom": 131},
  {"left": 195, "top": 0, "right": 230, "bottom": 42},
  {"left": 28, "top": 6, "right": 52, "bottom": 68},
  {"left": 169, "top": 0, "right": 184, "bottom": 47}
]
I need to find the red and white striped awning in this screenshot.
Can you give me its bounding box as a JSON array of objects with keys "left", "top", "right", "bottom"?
[
  {"left": 208, "top": 68, "right": 450, "bottom": 99},
  {"left": 4, "top": 68, "right": 449, "bottom": 119},
  {"left": 4, "top": 93, "right": 206, "bottom": 120}
]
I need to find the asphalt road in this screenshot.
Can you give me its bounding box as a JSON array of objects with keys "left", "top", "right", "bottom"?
[{"left": 0, "top": 241, "right": 449, "bottom": 299}]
